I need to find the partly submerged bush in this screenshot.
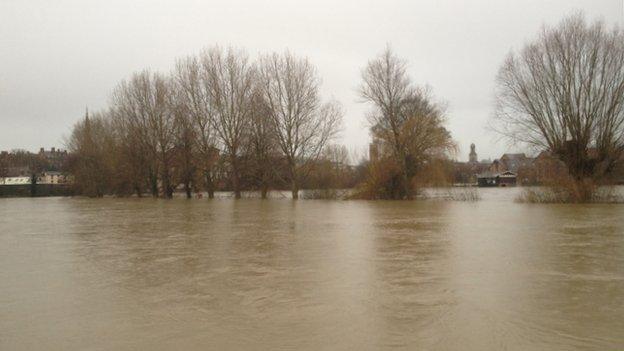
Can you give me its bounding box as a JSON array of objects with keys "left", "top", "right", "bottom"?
[
  {"left": 349, "top": 158, "right": 421, "bottom": 200},
  {"left": 443, "top": 188, "right": 481, "bottom": 202},
  {"left": 419, "top": 187, "right": 481, "bottom": 201},
  {"left": 302, "top": 188, "right": 350, "bottom": 200},
  {"left": 517, "top": 177, "right": 623, "bottom": 204}
]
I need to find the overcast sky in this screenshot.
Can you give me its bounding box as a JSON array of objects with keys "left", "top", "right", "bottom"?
[{"left": 1, "top": 0, "right": 623, "bottom": 161}]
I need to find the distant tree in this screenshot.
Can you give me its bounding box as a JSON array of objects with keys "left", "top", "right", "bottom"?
[
  {"left": 246, "top": 88, "right": 278, "bottom": 198},
  {"left": 67, "top": 111, "right": 116, "bottom": 197},
  {"left": 309, "top": 144, "right": 352, "bottom": 190},
  {"left": 359, "top": 47, "right": 455, "bottom": 199},
  {"left": 493, "top": 14, "right": 624, "bottom": 200},
  {"left": 112, "top": 70, "right": 176, "bottom": 198},
  {"left": 110, "top": 111, "right": 150, "bottom": 196},
  {"left": 173, "top": 55, "right": 219, "bottom": 198},
  {"left": 171, "top": 98, "right": 197, "bottom": 199},
  {"left": 258, "top": 51, "right": 343, "bottom": 199},
  {"left": 0, "top": 152, "right": 8, "bottom": 178},
  {"left": 200, "top": 46, "right": 255, "bottom": 199}
]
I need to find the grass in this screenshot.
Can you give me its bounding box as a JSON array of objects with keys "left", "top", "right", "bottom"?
[{"left": 517, "top": 185, "right": 624, "bottom": 204}]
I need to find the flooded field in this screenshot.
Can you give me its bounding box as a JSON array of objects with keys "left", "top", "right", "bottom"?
[{"left": 1, "top": 188, "right": 623, "bottom": 350}]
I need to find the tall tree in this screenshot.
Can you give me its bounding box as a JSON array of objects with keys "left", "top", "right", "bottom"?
[
  {"left": 67, "top": 111, "right": 116, "bottom": 197},
  {"left": 172, "top": 99, "right": 197, "bottom": 199},
  {"left": 201, "top": 46, "right": 254, "bottom": 199},
  {"left": 246, "top": 88, "right": 277, "bottom": 198},
  {"left": 173, "top": 56, "right": 219, "bottom": 198},
  {"left": 258, "top": 51, "right": 342, "bottom": 199},
  {"left": 494, "top": 14, "right": 624, "bottom": 190},
  {"left": 112, "top": 70, "right": 176, "bottom": 198},
  {"left": 360, "top": 47, "right": 454, "bottom": 199}
]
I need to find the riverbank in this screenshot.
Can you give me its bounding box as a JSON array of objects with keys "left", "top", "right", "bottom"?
[{"left": 0, "top": 184, "right": 73, "bottom": 198}]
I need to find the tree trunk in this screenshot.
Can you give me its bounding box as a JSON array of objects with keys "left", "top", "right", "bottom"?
[
  {"left": 205, "top": 172, "right": 215, "bottom": 199},
  {"left": 289, "top": 161, "right": 299, "bottom": 200},
  {"left": 231, "top": 156, "right": 241, "bottom": 199},
  {"left": 150, "top": 172, "right": 158, "bottom": 198},
  {"left": 402, "top": 172, "right": 412, "bottom": 200},
  {"left": 163, "top": 178, "right": 173, "bottom": 199},
  {"left": 184, "top": 180, "right": 192, "bottom": 199},
  {"left": 30, "top": 173, "right": 37, "bottom": 197},
  {"left": 161, "top": 165, "right": 173, "bottom": 199},
  {"left": 291, "top": 180, "right": 299, "bottom": 200},
  {"left": 261, "top": 184, "right": 269, "bottom": 199}
]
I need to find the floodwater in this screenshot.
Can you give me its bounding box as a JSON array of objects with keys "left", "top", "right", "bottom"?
[{"left": 1, "top": 189, "right": 623, "bottom": 350}]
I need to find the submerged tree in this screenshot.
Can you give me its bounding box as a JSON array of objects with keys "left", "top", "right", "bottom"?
[
  {"left": 173, "top": 55, "right": 219, "bottom": 198},
  {"left": 66, "top": 46, "right": 346, "bottom": 199},
  {"left": 359, "top": 47, "right": 455, "bottom": 199},
  {"left": 172, "top": 99, "right": 198, "bottom": 199},
  {"left": 493, "top": 14, "right": 624, "bottom": 200},
  {"left": 258, "top": 51, "right": 343, "bottom": 199},
  {"left": 112, "top": 70, "right": 176, "bottom": 198},
  {"left": 246, "top": 88, "right": 278, "bottom": 198},
  {"left": 67, "top": 111, "right": 116, "bottom": 197},
  {"left": 202, "top": 46, "right": 255, "bottom": 199}
]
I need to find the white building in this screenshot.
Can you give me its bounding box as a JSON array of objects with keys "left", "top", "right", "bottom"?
[
  {"left": 38, "top": 171, "right": 66, "bottom": 184},
  {"left": 0, "top": 176, "right": 31, "bottom": 185}
]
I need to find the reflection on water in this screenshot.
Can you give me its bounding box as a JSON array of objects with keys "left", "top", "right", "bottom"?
[{"left": 1, "top": 190, "right": 623, "bottom": 350}]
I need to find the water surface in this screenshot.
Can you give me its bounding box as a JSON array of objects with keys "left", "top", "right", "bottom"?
[{"left": 1, "top": 189, "right": 623, "bottom": 350}]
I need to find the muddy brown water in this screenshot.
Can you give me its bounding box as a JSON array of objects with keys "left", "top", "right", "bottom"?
[{"left": 1, "top": 188, "right": 623, "bottom": 350}]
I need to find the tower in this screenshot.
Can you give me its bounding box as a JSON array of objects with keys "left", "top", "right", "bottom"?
[{"left": 469, "top": 143, "right": 478, "bottom": 163}]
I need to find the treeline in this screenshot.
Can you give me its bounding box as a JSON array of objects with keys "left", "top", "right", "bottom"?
[
  {"left": 67, "top": 47, "right": 366, "bottom": 198},
  {"left": 68, "top": 46, "right": 457, "bottom": 199},
  {"left": 67, "top": 14, "right": 624, "bottom": 202}
]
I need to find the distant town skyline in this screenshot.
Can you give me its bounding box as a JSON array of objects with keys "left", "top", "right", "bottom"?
[{"left": 1, "top": 0, "right": 623, "bottom": 161}]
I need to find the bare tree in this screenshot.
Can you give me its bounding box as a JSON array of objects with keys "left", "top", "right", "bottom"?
[
  {"left": 258, "top": 51, "right": 342, "bottom": 199},
  {"left": 0, "top": 152, "right": 8, "bottom": 178},
  {"left": 171, "top": 95, "right": 197, "bottom": 199},
  {"left": 112, "top": 70, "right": 176, "bottom": 198},
  {"left": 173, "top": 56, "right": 219, "bottom": 198},
  {"left": 200, "top": 46, "right": 255, "bottom": 199},
  {"left": 359, "top": 47, "right": 454, "bottom": 199},
  {"left": 67, "top": 110, "right": 116, "bottom": 197},
  {"left": 246, "top": 88, "right": 277, "bottom": 198},
  {"left": 111, "top": 112, "right": 150, "bottom": 196},
  {"left": 494, "top": 14, "right": 624, "bottom": 189}
]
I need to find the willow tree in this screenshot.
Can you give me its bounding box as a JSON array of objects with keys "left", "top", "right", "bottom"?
[
  {"left": 258, "top": 51, "right": 343, "bottom": 199},
  {"left": 494, "top": 14, "right": 624, "bottom": 196},
  {"left": 359, "top": 48, "right": 455, "bottom": 199}
]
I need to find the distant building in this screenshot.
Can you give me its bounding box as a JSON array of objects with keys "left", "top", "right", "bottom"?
[
  {"left": 38, "top": 147, "right": 68, "bottom": 171},
  {"left": 0, "top": 176, "right": 31, "bottom": 185},
  {"left": 469, "top": 143, "right": 478, "bottom": 163},
  {"left": 488, "top": 153, "right": 531, "bottom": 173},
  {"left": 38, "top": 171, "right": 68, "bottom": 184},
  {"left": 477, "top": 171, "right": 517, "bottom": 187},
  {"left": 452, "top": 143, "right": 491, "bottom": 185}
]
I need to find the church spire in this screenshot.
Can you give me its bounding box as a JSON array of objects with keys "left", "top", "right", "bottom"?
[{"left": 469, "top": 143, "right": 478, "bottom": 163}]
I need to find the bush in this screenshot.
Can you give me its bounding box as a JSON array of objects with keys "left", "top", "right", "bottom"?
[
  {"left": 302, "top": 188, "right": 350, "bottom": 200},
  {"left": 517, "top": 177, "right": 623, "bottom": 203},
  {"left": 349, "top": 158, "right": 418, "bottom": 200}
]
